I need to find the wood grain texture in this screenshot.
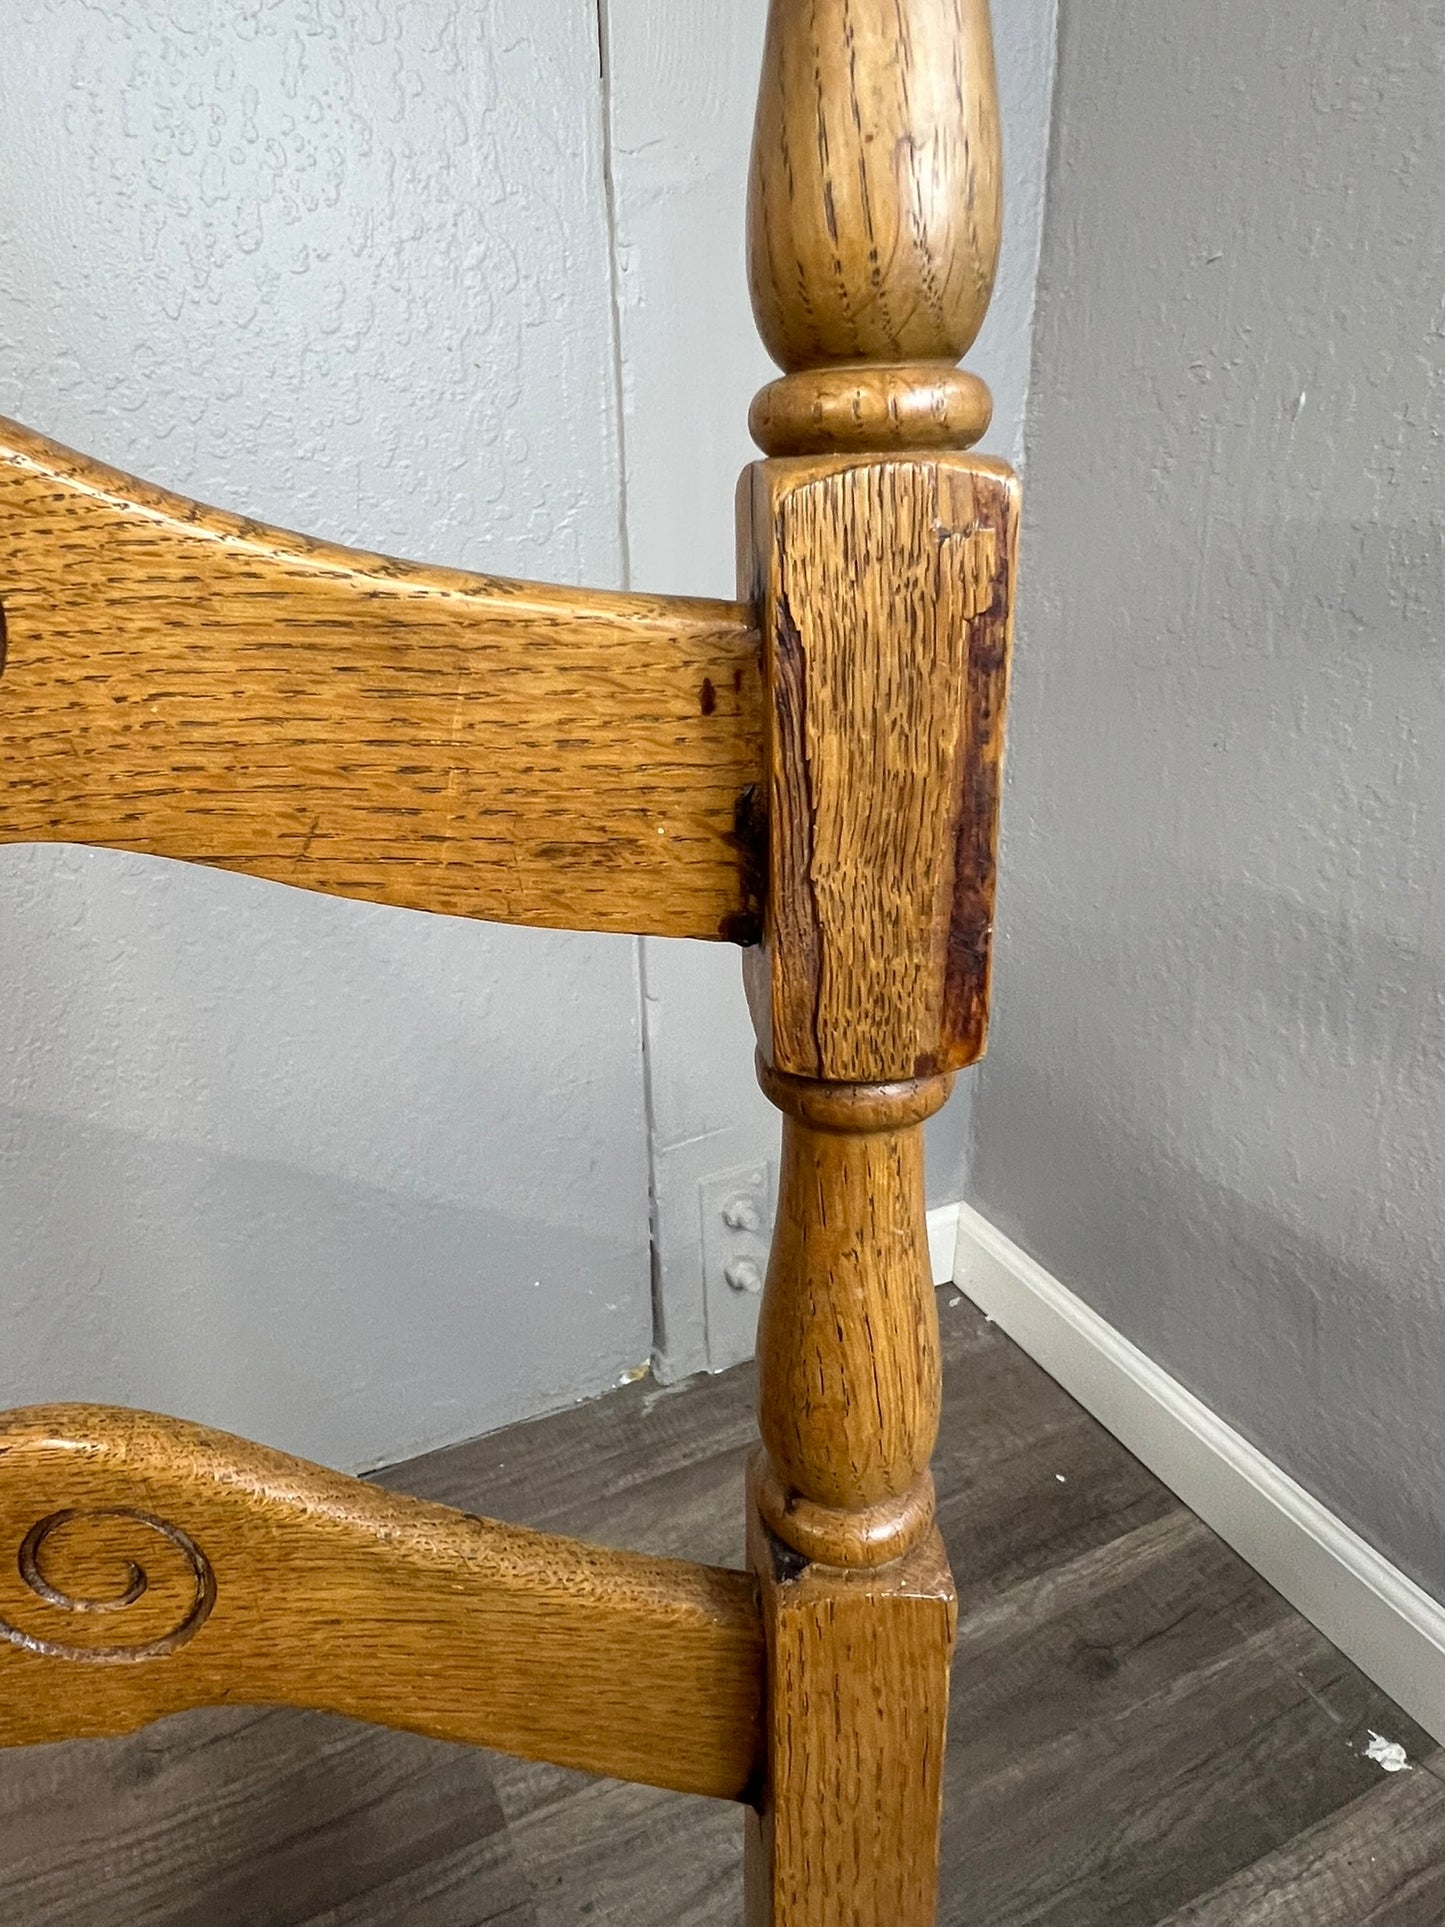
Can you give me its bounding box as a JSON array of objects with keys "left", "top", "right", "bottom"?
[
  {"left": 741, "top": 19, "right": 1013, "bottom": 1909},
  {"left": 1157, "top": 1754, "right": 1445, "bottom": 1926},
  {"left": 749, "top": 363, "right": 992, "bottom": 458},
  {"left": 753, "top": 1066, "right": 950, "bottom": 1565},
  {"left": 0, "top": 418, "right": 765, "bottom": 940},
  {"left": 748, "top": 0, "right": 1002, "bottom": 375},
  {"left": 744, "top": 1493, "right": 956, "bottom": 1927},
  {"left": 0, "top": 1302, "right": 1435, "bottom": 1923},
  {"left": 944, "top": 1521, "right": 1441, "bottom": 1926},
  {"left": 0, "top": 1404, "right": 762, "bottom": 1803},
  {"left": 740, "top": 452, "right": 1017, "bottom": 1082}
]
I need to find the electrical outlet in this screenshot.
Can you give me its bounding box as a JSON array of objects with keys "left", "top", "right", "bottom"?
[{"left": 699, "top": 1161, "right": 776, "bottom": 1369}]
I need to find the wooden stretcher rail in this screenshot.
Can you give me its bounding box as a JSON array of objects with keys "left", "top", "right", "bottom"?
[
  {"left": 0, "top": 1405, "right": 764, "bottom": 1803},
  {"left": 0, "top": 419, "right": 766, "bottom": 940}
]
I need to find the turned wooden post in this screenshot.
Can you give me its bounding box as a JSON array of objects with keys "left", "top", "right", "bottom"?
[{"left": 741, "top": 3, "right": 1016, "bottom": 1921}]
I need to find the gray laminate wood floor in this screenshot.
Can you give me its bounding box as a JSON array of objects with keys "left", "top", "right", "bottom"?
[{"left": 2, "top": 1290, "right": 1441, "bottom": 1925}]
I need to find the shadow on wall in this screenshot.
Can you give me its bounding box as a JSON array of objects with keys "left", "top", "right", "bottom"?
[{"left": 0, "top": 848, "right": 653, "bottom": 1471}]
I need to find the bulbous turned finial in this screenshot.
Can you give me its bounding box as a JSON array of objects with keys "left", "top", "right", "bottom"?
[{"left": 747, "top": 0, "right": 1002, "bottom": 457}]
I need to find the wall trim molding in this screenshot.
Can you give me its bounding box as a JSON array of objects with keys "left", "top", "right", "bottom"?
[
  {"left": 949, "top": 1200, "right": 1445, "bottom": 1749},
  {"left": 927, "top": 1203, "right": 963, "bottom": 1289}
]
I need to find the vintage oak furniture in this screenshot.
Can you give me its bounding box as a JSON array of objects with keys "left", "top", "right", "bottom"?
[{"left": 0, "top": 0, "right": 1015, "bottom": 1918}]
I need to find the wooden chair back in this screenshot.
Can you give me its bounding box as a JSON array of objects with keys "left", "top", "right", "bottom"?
[
  {"left": 0, "top": 3, "right": 1016, "bottom": 1920},
  {"left": 0, "top": 420, "right": 763, "bottom": 939}
]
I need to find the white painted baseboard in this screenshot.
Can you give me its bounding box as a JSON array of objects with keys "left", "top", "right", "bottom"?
[
  {"left": 927, "top": 1202, "right": 963, "bottom": 1289},
  {"left": 948, "top": 1199, "right": 1445, "bottom": 1750}
]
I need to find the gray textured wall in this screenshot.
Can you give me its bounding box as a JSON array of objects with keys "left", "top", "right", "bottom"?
[
  {"left": 0, "top": 0, "right": 652, "bottom": 1470},
  {"left": 973, "top": 1, "right": 1445, "bottom": 1593}
]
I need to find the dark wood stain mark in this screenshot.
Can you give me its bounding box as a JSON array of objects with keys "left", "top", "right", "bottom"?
[
  {"left": 700, "top": 677, "right": 717, "bottom": 716},
  {"left": 941, "top": 474, "right": 1015, "bottom": 1069},
  {"left": 770, "top": 577, "right": 824, "bottom": 1073},
  {"left": 0, "top": 599, "right": 7, "bottom": 680},
  {"left": 717, "top": 909, "right": 760, "bottom": 946},
  {"left": 768, "top": 1534, "right": 810, "bottom": 1586},
  {"left": 720, "top": 782, "right": 768, "bottom": 947}
]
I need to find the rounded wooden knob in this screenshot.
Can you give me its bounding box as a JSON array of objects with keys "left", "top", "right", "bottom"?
[
  {"left": 748, "top": 0, "right": 1003, "bottom": 384},
  {"left": 749, "top": 361, "right": 992, "bottom": 457}
]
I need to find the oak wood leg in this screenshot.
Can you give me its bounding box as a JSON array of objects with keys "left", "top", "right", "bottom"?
[
  {"left": 745, "top": 1484, "right": 957, "bottom": 1927},
  {"left": 740, "top": 6, "right": 1012, "bottom": 1916},
  {"left": 742, "top": 1071, "right": 960, "bottom": 1926}
]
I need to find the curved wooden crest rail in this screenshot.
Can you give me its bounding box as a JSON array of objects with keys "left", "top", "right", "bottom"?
[{"left": 0, "top": 1, "right": 1016, "bottom": 1920}]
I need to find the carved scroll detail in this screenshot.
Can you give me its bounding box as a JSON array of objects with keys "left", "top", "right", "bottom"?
[{"left": 0, "top": 1509, "right": 216, "bottom": 1664}]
